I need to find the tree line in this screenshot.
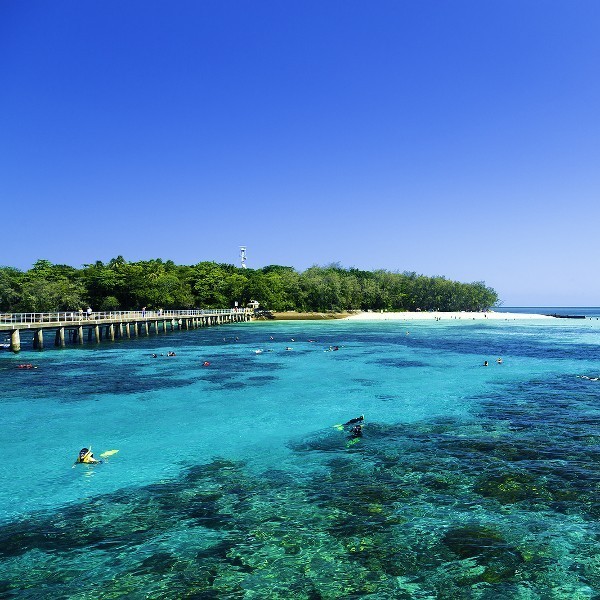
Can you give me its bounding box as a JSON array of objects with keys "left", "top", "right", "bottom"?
[{"left": 0, "top": 258, "right": 499, "bottom": 313}]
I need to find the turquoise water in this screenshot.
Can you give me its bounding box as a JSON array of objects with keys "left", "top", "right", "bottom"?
[{"left": 1, "top": 316, "right": 600, "bottom": 598}]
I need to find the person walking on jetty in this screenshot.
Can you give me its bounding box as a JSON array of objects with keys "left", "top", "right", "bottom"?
[{"left": 86, "top": 306, "right": 92, "bottom": 320}]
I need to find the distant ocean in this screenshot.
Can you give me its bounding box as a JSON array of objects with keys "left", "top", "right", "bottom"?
[
  {"left": 496, "top": 306, "right": 600, "bottom": 318},
  {"left": 2, "top": 314, "right": 600, "bottom": 597}
]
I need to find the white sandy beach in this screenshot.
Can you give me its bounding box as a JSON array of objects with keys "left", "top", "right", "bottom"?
[{"left": 343, "top": 311, "right": 553, "bottom": 321}]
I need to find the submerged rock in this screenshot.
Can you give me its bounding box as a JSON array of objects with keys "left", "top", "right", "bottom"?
[{"left": 441, "top": 524, "right": 524, "bottom": 583}]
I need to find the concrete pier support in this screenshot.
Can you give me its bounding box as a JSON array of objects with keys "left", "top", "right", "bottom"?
[
  {"left": 78, "top": 326, "right": 84, "bottom": 345},
  {"left": 10, "top": 329, "right": 21, "bottom": 353},
  {"left": 33, "top": 329, "right": 44, "bottom": 350},
  {"left": 94, "top": 325, "right": 100, "bottom": 343},
  {"left": 163, "top": 319, "right": 168, "bottom": 333},
  {"left": 109, "top": 324, "right": 115, "bottom": 341},
  {"left": 55, "top": 327, "right": 66, "bottom": 348},
  {"left": 134, "top": 322, "right": 139, "bottom": 337}
]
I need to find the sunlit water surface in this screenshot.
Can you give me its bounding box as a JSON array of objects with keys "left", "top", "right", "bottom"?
[{"left": 1, "top": 315, "right": 600, "bottom": 598}]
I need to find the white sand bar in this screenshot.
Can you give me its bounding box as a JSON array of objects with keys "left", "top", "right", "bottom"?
[{"left": 343, "top": 311, "right": 553, "bottom": 321}]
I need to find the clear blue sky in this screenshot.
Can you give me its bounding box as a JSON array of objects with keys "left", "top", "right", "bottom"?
[{"left": 2, "top": 1, "right": 599, "bottom": 305}]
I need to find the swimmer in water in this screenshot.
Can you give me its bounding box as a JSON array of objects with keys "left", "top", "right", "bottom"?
[
  {"left": 343, "top": 415, "right": 364, "bottom": 426},
  {"left": 74, "top": 447, "right": 100, "bottom": 465},
  {"left": 349, "top": 424, "right": 363, "bottom": 439}
]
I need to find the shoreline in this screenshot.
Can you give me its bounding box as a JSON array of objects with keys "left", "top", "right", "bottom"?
[
  {"left": 268, "top": 310, "right": 553, "bottom": 321},
  {"left": 267, "top": 311, "right": 352, "bottom": 321},
  {"left": 343, "top": 311, "right": 553, "bottom": 321}
]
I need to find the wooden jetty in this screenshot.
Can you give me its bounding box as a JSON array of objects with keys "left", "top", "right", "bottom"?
[{"left": 0, "top": 309, "right": 252, "bottom": 352}]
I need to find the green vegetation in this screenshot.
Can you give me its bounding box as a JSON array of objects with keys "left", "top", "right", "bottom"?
[{"left": 0, "top": 258, "right": 499, "bottom": 313}]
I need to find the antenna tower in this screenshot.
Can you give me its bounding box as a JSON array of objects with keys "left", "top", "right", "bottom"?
[{"left": 240, "top": 246, "right": 247, "bottom": 269}]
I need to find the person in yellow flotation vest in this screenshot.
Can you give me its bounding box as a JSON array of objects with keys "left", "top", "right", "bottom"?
[{"left": 75, "top": 447, "right": 100, "bottom": 464}]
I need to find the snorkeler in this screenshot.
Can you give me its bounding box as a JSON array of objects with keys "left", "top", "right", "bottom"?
[
  {"left": 349, "top": 424, "right": 363, "bottom": 439},
  {"left": 343, "top": 415, "right": 364, "bottom": 426},
  {"left": 75, "top": 447, "right": 100, "bottom": 465}
]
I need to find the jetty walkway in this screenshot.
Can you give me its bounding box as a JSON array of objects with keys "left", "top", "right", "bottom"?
[{"left": 0, "top": 309, "right": 252, "bottom": 352}]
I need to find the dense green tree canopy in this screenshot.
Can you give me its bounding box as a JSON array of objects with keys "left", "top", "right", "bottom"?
[{"left": 0, "top": 258, "right": 499, "bottom": 313}]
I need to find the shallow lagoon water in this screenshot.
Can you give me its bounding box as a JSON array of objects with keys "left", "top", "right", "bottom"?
[{"left": 1, "top": 316, "right": 600, "bottom": 598}]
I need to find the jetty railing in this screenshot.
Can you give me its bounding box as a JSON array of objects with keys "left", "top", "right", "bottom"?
[{"left": 0, "top": 308, "right": 252, "bottom": 325}]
